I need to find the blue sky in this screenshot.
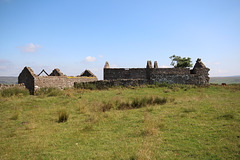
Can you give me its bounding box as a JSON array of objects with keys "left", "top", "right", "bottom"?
[{"left": 0, "top": 0, "right": 239, "bottom": 79}]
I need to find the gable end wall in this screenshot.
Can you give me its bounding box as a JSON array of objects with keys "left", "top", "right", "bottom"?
[{"left": 18, "top": 68, "right": 35, "bottom": 94}]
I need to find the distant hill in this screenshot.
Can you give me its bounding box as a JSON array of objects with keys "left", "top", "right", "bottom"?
[
  {"left": 0, "top": 76, "right": 18, "bottom": 84},
  {"left": 210, "top": 76, "right": 240, "bottom": 84}
]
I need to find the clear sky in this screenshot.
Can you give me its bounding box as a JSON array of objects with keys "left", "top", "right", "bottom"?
[{"left": 0, "top": 0, "right": 240, "bottom": 79}]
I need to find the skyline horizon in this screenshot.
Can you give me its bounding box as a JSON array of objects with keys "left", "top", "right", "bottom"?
[{"left": 0, "top": 58, "right": 240, "bottom": 79}]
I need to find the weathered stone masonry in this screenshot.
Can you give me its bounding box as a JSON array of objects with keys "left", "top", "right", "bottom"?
[
  {"left": 18, "top": 67, "right": 97, "bottom": 94},
  {"left": 19, "top": 58, "right": 209, "bottom": 94},
  {"left": 104, "top": 58, "right": 210, "bottom": 85}
]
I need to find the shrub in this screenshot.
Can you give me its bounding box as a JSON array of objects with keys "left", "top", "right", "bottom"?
[
  {"left": 1, "top": 87, "right": 29, "bottom": 97},
  {"left": 58, "top": 109, "right": 69, "bottom": 123}
]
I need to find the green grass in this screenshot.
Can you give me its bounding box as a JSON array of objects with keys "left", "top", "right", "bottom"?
[
  {"left": 0, "top": 85, "right": 240, "bottom": 159},
  {"left": 0, "top": 87, "right": 29, "bottom": 97}
]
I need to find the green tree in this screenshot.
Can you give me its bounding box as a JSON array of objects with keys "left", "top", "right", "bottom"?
[{"left": 169, "top": 55, "right": 193, "bottom": 68}]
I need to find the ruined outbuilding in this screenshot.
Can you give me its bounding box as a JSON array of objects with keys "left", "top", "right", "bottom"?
[
  {"left": 18, "top": 67, "right": 97, "bottom": 94},
  {"left": 104, "top": 58, "right": 210, "bottom": 85}
]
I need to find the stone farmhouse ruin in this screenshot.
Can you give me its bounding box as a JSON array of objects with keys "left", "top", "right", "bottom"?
[
  {"left": 103, "top": 58, "right": 210, "bottom": 85},
  {"left": 18, "top": 58, "right": 209, "bottom": 94},
  {"left": 18, "top": 67, "right": 97, "bottom": 94}
]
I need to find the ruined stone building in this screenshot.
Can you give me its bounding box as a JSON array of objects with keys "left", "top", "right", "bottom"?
[
  {"left": 19, "top": 58, "right": 209, "bottom": 94},
  {"left": 18, "top": 67, "right": 97, "bottom": 94},
  {"left": 104, "top": 58, "right": 210, "bottom": 85}
]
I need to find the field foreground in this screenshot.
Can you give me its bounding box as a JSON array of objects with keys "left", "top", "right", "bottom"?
[{"left": 0, "top": 85, "right": 240, "bottom": 159}]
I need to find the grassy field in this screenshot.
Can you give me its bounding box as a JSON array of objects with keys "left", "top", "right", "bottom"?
[{"left": 0, "top": 84, "right": 240, "bottom": 159}]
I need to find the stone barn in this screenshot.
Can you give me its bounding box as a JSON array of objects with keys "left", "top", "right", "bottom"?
[
  {"left": 104, "top": 58, "right": 210, "bottom": 85},
  {"left": 18, "top": 67, "right": 97, "bottom": 94}
]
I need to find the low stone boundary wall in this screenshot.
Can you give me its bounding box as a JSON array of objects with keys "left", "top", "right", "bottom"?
[
  {"left": 0, "top": 83, "right": 25, "bottom": 90},
  {"left": 74, "top": 79, "right": 149, "bottom": 89}
]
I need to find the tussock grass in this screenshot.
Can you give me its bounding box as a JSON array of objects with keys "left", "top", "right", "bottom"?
[
  {"left": 101, "top": 96, "right": 167, "bottom": 111},
  {"left": 58, "top": 109, "right": 69, "bottom": 123}
]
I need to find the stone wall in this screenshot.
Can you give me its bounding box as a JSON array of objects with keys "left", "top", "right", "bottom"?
[
  {"left": 75, "top": 79, "right": 148, "bottom": 88},
  {"left": 18, "top": 67, "right": 98, "bottom": 94},
  {"left": 103, "top": 59, "right": 210, "bottom": 86},
  {"left": 104, "top": 68, "right": 147, "bottom": 80},
  {"left": 150, "top": 74, "right": 201, "bottom": 85},
  {"left": 18, "top": 58, "right": 210, "bottom": 94},
  {"left": 148, "top": 68, "right": 209, "bottom": 85},
  {"left": 149, "top": 68, "right": 190, "bottom": 75},
  {"left": 18, "top": 67, "right": 35, "bottom": 94},
  {"left": 0, "top": 83, "right": 25, "bottom": 90},
  {"left": 34, "top": 76, "right": 97, "bottom": 90},
  {"left": 104, "top": 68, "right": 193, "bottom": 82}
]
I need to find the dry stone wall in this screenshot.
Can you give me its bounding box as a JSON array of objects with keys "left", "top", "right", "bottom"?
[
  {"left": 0, "top": 83, "right": 25, "bottom": 90},
  {"left": 148, "top": 68, "right": 209, "bottom": 85},
  {"left": 149, "top": 68, "right": 190, "bottom": 75},
  {"left": 103, "top": 59, "right": 210, "bottom": 86},
  {"left": 18, "top": 58, "right": 210, "bottom": 94},
  {"left": 75, "top": 79, "right": 148, "bottom": 88},
  {"left": 150, "top": 74, "right": 202, "bottom": 85},
  {"left": 104, "top": 68, "right": 147, "bottom": 80},
  {"left": 34, "top": 76, "right": 97, "bottom": 90}
]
